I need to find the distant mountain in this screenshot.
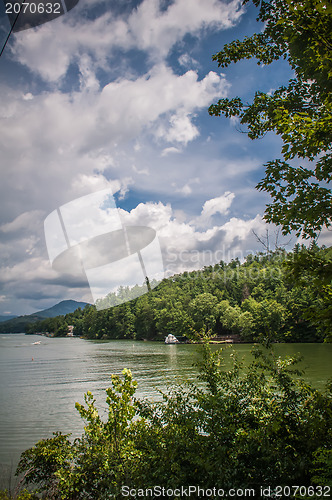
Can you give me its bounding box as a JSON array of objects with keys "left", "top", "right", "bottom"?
[
  {"left": 0, "top": 300, "right": 91, "bottom": 333},
  {"left": 33, "top": 300, "right": 90, "bottom": 318},
  {"left": 0, "top": 315, "right": 17, "bottom": 323}
]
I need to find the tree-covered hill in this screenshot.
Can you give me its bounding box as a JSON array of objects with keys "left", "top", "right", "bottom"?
[
  {"left": 27, "top": 245, "right": 332, "bottom": 343},
  {"left": 0, "top": 300, "right": 90, "bottom": 334}
]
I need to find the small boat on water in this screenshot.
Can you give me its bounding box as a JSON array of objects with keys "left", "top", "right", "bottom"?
[
  {"left": 32, "top": 341, "right": 41, "bottom": 345},
  {"left": 165, "top": 334, "right": 179, "bottom": 344}
]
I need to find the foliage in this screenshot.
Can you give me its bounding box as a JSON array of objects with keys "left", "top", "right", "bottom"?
[
  {"left": 209, "top": 0, "right": 332, "bottom": 239},
  {"left": 25, "top": 247, "right": 331, "bottom": 343},
  {"left": 242, "top": 296, "right": 287, "bottom": 345},
  {"left": 24, "top": 307, "right": 87, "bottom": 337},
  {"left": 0, "top": 303, "right": 88, "bottom": 335},
  {"left": 188, "top": 292, "right": 218, "bottom": 332},
  {"left": 0, "top": 491, "right": 37, "bottom": 499},
  {"left": 16, "top": 345, "right": 332, "bottom": 498},
  {"left": 16, "top": 369, "right": 139, "bottom": 499},
  {"left": 284, "top": 244, "right": 332, "bottom": 339},
  {"left": 311, "top": 447, "right": 332, "bottom": 487}
]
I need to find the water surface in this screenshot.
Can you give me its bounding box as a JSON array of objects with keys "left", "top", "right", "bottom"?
[{"left": 0, "top": 334, "right": 331, "bottom": 476}]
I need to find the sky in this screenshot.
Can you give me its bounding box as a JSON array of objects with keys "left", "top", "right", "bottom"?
[{"left": 0, "top": 0, "right": 329, "bottom": 316}]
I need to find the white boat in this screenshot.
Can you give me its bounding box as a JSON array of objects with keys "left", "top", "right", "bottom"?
[
  {"left": 32, "top": 341, "right": 41, "bottom": 345},
  {"left": 165, "top": 334, "right": 179, "bottom": 344}
]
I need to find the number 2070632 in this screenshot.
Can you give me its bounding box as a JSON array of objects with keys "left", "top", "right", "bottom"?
[{"left": 5, "top": 2, "right": 61, "bottom": 14}]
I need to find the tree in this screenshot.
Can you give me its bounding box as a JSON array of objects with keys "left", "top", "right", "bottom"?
[
  {"left": 242, "top": 296, "right": 287, "bottom": 343},
  {"left": 284, "top": 244, "right": 332, "bottom": 339},
  {"left": 155, "top": 304, "right": 193, "bottom": 338},
  {"left": 111, "top": 303, "right": 136, "bottom": 339},
  {"left": 209, "top": 0, "right": 332, "bottom": 239},
  {"left": 188, "top": 293, "right": 219, "bottom": 332},
  {"left": 216, "top": 300, "right": 254, "bottom": 339},
  {"left": 134, "top": 295, "right": 157, "bottom": 339}
]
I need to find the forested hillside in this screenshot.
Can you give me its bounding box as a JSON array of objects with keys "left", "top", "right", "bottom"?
[
  {"left": 27, "top": 245, "right": 332, "bottom": 343},
  {"left": 0, "top": 300, "right": 90, "bottom": 334}
]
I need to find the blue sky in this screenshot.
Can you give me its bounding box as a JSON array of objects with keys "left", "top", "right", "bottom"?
[{"left": 0, "top": 0, "right": 328, "bottom": 316}]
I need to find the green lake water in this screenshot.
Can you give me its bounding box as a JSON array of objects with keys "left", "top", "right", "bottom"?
[{"left": 0, "top": 334, "right": 331, "bottom": 481}]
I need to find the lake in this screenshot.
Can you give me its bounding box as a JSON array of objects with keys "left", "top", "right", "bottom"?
[{"left": 0, "top": 334, "right": 331, "bottom": 481}]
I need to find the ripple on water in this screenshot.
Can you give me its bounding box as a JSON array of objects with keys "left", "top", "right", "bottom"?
[{"left": 0, "top": 335, "right": 331, "bottom": 471}]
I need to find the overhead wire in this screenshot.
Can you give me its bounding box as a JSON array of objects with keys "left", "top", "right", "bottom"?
[{"left": 0, "top": 0, "right": 24, "bottom": 57}]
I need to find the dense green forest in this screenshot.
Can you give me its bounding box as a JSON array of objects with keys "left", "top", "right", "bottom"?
[{"left": 27, "top": 244, "right": 332, "bottom": 343}]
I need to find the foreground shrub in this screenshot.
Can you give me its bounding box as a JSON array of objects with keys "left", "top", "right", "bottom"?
[
  {"left": 0, "top": 490, "right": 37, "bottom": 499},
  {"left": 16, "top": 345, "right": 332, "bottom": 499}
]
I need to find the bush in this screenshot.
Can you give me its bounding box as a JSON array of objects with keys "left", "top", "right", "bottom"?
[
  {"left": 16, "top": 345, "right": 332, "bottom": 499},
  {"left": 0, "top": 490, "right": 37, "bottom": 499}
]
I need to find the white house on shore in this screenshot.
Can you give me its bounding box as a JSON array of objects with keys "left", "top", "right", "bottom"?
[{"left": 67, "top": 325, "right": 74, "bottom": 337}]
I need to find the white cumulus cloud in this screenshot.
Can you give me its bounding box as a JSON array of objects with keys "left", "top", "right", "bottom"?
[
  {"left": 10, "top": 0, "right": 243, "bottom": 83},
  {"left": 201, "top": 192, "right": 235, "bottom": 220}
]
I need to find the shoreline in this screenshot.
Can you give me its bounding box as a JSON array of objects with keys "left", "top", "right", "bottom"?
[{"left": 16, "top": 332, "right": 329, "bottom": 345}]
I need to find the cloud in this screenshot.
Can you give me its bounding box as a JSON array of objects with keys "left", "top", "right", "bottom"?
[
  {"left": 117, "top": 198, "right": 270, "bottom": 274},
  {"left": 176, "top": 184, "right": 192, "bottom": 196},
  {"left": 0, "top": 210, "right": 45, "bottom": 234},
  {"left": 0, "top": 65, "right": 229, "bottom": 230},
  {"left": 158, "top": 112, "right": 199, "bottom": 145},
  {"left": 161, "top": 146, "right": 181, "bottom": 157},
  {"left": 0, "top": 255, "right": 92, "bottom": 311},
  {"left": 201, "top": 192, "right": 235, "bottom": 220},
  {"left": 172, "top": 177, "right": 200, "bottom": 196},
  {"left": 316, "top": 228, "right": 332, "bottom": 247},
  {"left": 10, "top": 0, "right": 243, "bottom": 83},
  {"left": 132, "top": 164, "right": 149, "bottom": 175},
  {"left": 128, "top": 0, "right": 243, "bottom": 59},
  {"left": 178, "top": 53, "right": 199, "bottom": 69},
  {"left": 71, "top": 175, "right": 121, "bottom": 196},
  {"left": 0, "top": 258, "right": 55, "bottom": 285},
  {"left": 97, "top": 66, "right": 228, "bottom": 147},
  {"left": 10, "top": 11, "right": 128, "bottom": 82},
  {"left": 0, "top": 66, "right": 227, "bottom": 156}
]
